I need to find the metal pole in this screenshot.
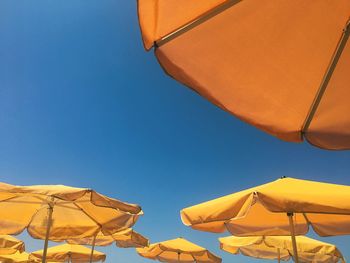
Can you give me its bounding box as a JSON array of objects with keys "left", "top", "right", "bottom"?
[
  {"left": 89, "top": 234, "right": 97, "bottom": 263},
  {"left": 42, "top": 200, "right": 54, "bottom": 263},
  {"left": 156, "top": 0, "right": 242, "bottom": 47},
  {"left": 302, "top": 19, "right": 350, "bottom": 134},
  {"left": 287, "top": 213, "right": 299, "bottom": 263}
]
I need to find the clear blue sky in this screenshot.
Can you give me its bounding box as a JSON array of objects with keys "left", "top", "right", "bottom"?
[{"left": 1, "top": 1, "right": 349, "bottom": 262}]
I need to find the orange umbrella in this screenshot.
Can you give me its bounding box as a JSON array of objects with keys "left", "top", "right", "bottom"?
[{"left": 138, "top": 1, "right": 350, "bottom": 150}]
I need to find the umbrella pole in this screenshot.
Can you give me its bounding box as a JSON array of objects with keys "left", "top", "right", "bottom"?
[
  {"left": 287, "top": 213, "right": 299, "bottom": 263},
  {"left": 89, "top": 234, "right": 97, "bottom": 263},
  {"left": 277, "top": 248, "right": 280, "bottom": 263},
  {"left": 42, "top": 202, "right": 54, "bottom": 263}
]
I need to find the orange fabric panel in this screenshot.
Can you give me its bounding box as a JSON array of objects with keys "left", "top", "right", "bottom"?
[
  {"left": 306, "top": 33, "right": 350, "bottom": 150},
  {"left": 138, "top": 0, "right": 226, "bottom": 49},
  {"left": 153, "top": 0, "right": 350, "bottom": 142}
]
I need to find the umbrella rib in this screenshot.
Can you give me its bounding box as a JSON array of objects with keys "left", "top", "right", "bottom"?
[
  {"left": 72, "top": 202, "right": 102, "bottom": 230},
  {"left": 0, "top": 189, "right": 141, "bottom": 214},
  {"left": 155, "top": 249, "right": 167, "bottom": 262},
  {"left": 302, "top": 19, "right": 350, "bottom": 135},
  {"left": 0, "top": 190, "right": 86, "bottom": 203},
  {"left": 0, "top": 194, "right": 48, "bottom": 204},
  {"left": 155, "top": 0, "right": 242, "bottom": 47}
]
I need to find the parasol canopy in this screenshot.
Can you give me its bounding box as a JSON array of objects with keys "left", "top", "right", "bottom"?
[
  {"left": 136, "top": 237, "right": 222, "bottom": 262},
  {"left": 138, "top": 0, "right": 350, "bottom": 150},
  {"left": 219, "top": 235, "right": 345, "bottom": 263}
]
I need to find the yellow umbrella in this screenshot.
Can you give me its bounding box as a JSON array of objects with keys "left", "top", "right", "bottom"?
[
  {"left": 30, "top": 244, "right": 106, "bottom": 262},
  {"left": 0, "top": 182, "right": 143, "bottom": 263},
  {"left": 0, "top": 235, "right": 25, "bottom": 255},
  {"left": 136, "top": 237, "right": 222, "bottom": 262},
  {"left": 138, "top": 1, "right": 350, "bottom": 150},
  {"left": 0, "top": 252, "right": 34, "bottom": 263},
  {"left": 181, "top": 177, "right": 350, "bottom": 263},
  {"left": 66, "top": 228, "right": 149, "bottom": 263},
  {"left": 219, "top": 236, "right": 345, "bottom": 263}
]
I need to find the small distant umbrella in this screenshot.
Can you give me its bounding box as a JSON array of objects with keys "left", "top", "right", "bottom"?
[
  {"left": 0, "top": 235, "right": 25, "bottom": 255},
  {"left": 136, "top": 237, "right": 222, "bottom": 262},
  {"left": 219, "top": 235, "right": 345, "bottom": 263},
  {"left": 181, "top": 177, "right": 350, "bottom": 263},
  {"left": 66, "top": 228, "right": 149, "bottom": 263},
  {"left": 30, "top": 244, "right": 106, "bottom": 262},
  {"left": 0, "top": 252, "right": 34, "bottom": 263},
  {"left": 138, "top": 1, "right": 350, "bottom": 150},
  {"left": 0, "top": 182, "right": 143, "bottom": 263}
]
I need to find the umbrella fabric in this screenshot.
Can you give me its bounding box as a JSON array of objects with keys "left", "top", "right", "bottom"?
[
  {"left": 136, "top": 237, "right": 222, "bottom": 262},
  {"left": 219, "top": 236, "right": 345, "bottom": 263},
  {"left": 30, "top": 244, "right": 106, "bottom": 262},
  {"left": 0, "top": 235, "right": 25, "bottom": 255},
  {"left": 180, "top": 177, "right": 350, "bottom": 236},
  {"left": 67, "top": 228, "right": 149, "bottom": 248},
  {"left": 0, "top": 182, "right": 143, "bottom": 240},
  {"left": 0, "top": 252, "right": 34, "bottom": 263},
  {"left": 138, "top": 0, "right": 350, "bottom": 150}
]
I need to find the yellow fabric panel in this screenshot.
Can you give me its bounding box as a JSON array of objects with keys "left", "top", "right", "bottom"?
[
  {"left": 113, "top": 229, "right": 149, "bottom": 248},
  {"left": 28, "top": 201, "right": 100, "bottom": 240},
  {"left": 75, "top": 200, "right": 138, "bottom": 235},
  {"left": 0, "top": 182, "right": 143, "bottom": 241},
  {"left": 180, "top": 182, "right": 273, "bottom": 232},
  {"left": 90, "top": 191, "right": 142, "bottom": 215},
  {"left": 0, "top": 195, "right": 43, "bottom": 235},
  {"left": 0, "top": 252, "right": 34, "bottom": 263},
  {"left": 256, "top": 177, "right": 350, "bottom": 214},
  {"left": 240, "top": 246, "right": 290, "bottom": 261},
  {"left": 30, "top": 244, "right": 105, "bottom": 262},
  {"left": 306, "top": 214, "right": 350, "bottom": 236},
  {"left": 225, "top": 202, "right": 309, "bottom": 236},
  {"left": 181, "top": 177, "right": 350, "bottom": 236},
  {"left": 137, "top": 0, "right": 226, "bottom": 49},
  {"left": 221, "top": 240, "right": 291, "bottom": 261},
  {"left": 219, "top": 236, "right": 345, "bottom": 263},
  {"left": 306, "top": 31, "right": 350, "bottom": 149},
  {"left": 0, "top": 235, "right": 25, "bottom": 255},
  {"left": 66, "top": 228, "right": 149, "bottom": 248},
  {"left": 136, "top": 238, "right": 222, "bottom": 262},
  {"left": 0, "top": 183, "right": 141, "bottom": 214}
]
